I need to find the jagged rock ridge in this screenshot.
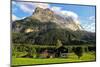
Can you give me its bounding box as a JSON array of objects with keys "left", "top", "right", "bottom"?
[{"left": 31, "top": 7, "right": 83, "bottom": 31}]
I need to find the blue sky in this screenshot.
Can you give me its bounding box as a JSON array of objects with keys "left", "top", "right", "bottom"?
[{"left": 12, "top": 1, "right": 96, "bottom": 32}]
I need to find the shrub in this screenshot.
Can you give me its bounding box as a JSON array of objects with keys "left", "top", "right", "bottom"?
[{"left": 73, "top": 47, "right": 83, "bottom": 59}]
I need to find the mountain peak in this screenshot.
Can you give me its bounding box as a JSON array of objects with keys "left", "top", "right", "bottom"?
[
  {"left": 33, "top": 7, "right": 54, "bottom": 15},
  {"left": 33, "top": 7, "right": 43, "bottom": 14},
  {"left": 31, "top": 7, "right": 54, "bottom": 23},
  {"left": 31, "top": 7, "right": 83, "bottom": 31}
]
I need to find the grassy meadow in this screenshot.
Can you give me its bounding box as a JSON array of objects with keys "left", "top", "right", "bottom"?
[{"left": 12, "top": 52, "right": 96, "bottom": 66}]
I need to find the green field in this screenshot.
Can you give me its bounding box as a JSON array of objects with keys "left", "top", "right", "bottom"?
[{"left": 12, "top": 52, "right": 96, "bottom": 66}]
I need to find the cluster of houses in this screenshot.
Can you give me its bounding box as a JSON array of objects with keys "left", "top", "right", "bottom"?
[{"left": 36, "top": 46, "right": 68, "bottom": 58}]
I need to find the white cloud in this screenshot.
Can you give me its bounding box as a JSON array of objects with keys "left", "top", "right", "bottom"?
[
  {"left": 12, "top": 2, "right": 35, "bottom": 14},
  {"left": 82, "top": 16, "right": 95, "bottom": 32},
  {"left": 19, "top": 2, "right": 35, "bottom": 14},
  {"left": 51, "top": 6, "right": 79, "bottom": 24},
  {"left": 34, "top": 3, "right": 50, "bottom": 9},
  {"left": 51, "top": 6, "right": 78, "bottom": 18},
  {"left": 51, "top": 6, "right": 62, "bottom": 12},
  {"left": 89, "top": 16, "right": 95, "bottom": 21},
  {"left": 82, "top": 22, "right": 95, "bottom": 32},
  {"left": 19, "top": 4, "right": 33, "bottom": 13},
  {"left": 61, "top": 10, "right": 78, "bottom": 20},
  {"left": 12, "top": 14, "right": 26, "bottom": 21},
  {"left": 13, "top": 2, "right": 50, "bottom": 14},
  {"left": 62, "top": 10, "right": 80, "bottom": 24},
  {"left": 84, "top": 16, "right": 95, "bottom": 32},
  {"left": 12, "top": 14, "right": 20, "bottom": 21}
]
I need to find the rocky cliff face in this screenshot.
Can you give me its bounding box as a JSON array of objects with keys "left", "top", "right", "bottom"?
[
  {"left": 30, "top": 7, "right": 83, "bottom": 31},
  {"left": 31, "top": 7, "right": 54, "bottom": 22}
]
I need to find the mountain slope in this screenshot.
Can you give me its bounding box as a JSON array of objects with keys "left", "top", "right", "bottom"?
[{"left": 12, "top": 7, "right": 95, "bottom": 45}]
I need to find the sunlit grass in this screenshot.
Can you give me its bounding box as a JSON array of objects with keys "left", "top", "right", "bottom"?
[{"left": 12, "top": 52, "right": 96, "bottom": 66}]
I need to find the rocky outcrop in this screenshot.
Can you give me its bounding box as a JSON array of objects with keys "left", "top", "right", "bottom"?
[{"left": 30, "top": 7, "right": 83, "bottom": 31}]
